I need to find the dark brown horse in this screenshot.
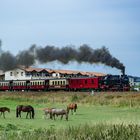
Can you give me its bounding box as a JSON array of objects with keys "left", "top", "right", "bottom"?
[
  {"left": 67, "top": 103, "right": 77, "bottom": 115},
  {"left": 0, "top": 107, "right": 10, "bottom": 119},
  {"left": 16, "top": 105, "right": 35, "bottom": 119}
]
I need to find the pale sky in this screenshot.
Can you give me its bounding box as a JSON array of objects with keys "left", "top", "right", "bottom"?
[{"left": 0, "top": 0, "right": 140, "bottom": 76}]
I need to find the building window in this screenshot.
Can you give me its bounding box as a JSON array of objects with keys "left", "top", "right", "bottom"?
[
  {"left": 21, "top": 72, "right": 23, "bottom": 76},
  {"left": 10, "top": 72, "right": 13, "bottom": 76}
]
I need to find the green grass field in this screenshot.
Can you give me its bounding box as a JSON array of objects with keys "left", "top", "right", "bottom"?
[
  {"left": 0, "top": 91, "right": 140, "bottom": 139},
  {"left": 0, "top": 91, "right": 140, "bottom": 129}
]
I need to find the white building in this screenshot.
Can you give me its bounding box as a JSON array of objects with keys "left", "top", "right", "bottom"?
[
  {"left": 4, "top": 67, "right": 106, "bottom": 81},
  {"left": 5, "top": 68, "right": 30, "bottom": 80},
  {"left": 4, "top": 67, "right": 52, "bottom": 80}
]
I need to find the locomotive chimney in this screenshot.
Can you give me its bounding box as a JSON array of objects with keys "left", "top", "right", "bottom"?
[{"left": 122, "top": 66, "right": 125, "bottom": 75}]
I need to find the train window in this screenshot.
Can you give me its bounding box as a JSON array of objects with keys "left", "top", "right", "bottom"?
[
  {"left": 58, "top": 81, "right": 60, "bottom": 85},
  {"left": 52, "top": 81, "right": 54, "bottom": 85},
  {"left": 92, "top": 80, "right": 94, "bottom": 84},
  {"left": 55, "top": 81, "right": 57, "bottom": 85},
  {"left": 85, "top": 80, "right": 87, "bottom": 84}
]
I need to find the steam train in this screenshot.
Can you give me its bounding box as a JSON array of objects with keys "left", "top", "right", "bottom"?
[{"left": 0, "top": 74, "right": 130, "bottom": 92}]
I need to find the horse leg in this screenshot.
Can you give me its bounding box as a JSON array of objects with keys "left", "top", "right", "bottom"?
[
  {"left": 3, "top": 112, "right": 5, "bottom": 119},
  {"left": 61, "top": 115, "right": 63, "bottom": 120},
  {"left": 50, "top": 113, "right": 52, "bottom": 119},
  {"left": 26, "top": 112, "right": 29, "bottom": 119},
  {"left": 30, "top": 112, "right": 32, "bottom": 119},
  {"left": 71, "top": 109, "right": 73, "bottom": 115},
  {"left": 66, "top": 114, "right": 68, "bottom": 121},
  {"left": 53, "top": 114, "right": 55, "bottom": 120},
  {"left": 19, "top": 111, "right": 21, "bottom": 118}
]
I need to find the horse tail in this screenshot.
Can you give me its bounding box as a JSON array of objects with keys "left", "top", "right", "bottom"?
[
  {"left": 16, "top": 107, "right": 19, "bottom": 118},
  {"left": 31, "top": 107, "right": 35, "bottom": 119}
]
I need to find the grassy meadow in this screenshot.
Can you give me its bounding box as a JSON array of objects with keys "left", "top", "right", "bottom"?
[{"left": 0, "top": 91, "right": 140, "bottom": 139}]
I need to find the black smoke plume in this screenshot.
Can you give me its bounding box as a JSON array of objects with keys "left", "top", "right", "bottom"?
[{"left": 0, "top": 44, "right": 125, "bottom": 72}]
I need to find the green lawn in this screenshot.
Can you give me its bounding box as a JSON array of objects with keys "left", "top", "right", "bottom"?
[{"left": 0, "top": 98, "right": 140, "bottom": 130}]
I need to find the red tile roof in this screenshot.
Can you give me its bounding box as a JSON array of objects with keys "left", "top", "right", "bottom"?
[{"left": 22, "top": 67, "right": 106, "bottom": 77}]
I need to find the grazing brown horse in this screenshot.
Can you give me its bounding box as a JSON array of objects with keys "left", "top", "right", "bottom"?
[
  {"left": 16, "top": 105, "right": 35, "bottom": 119},
  {"left": 50, "top": 108, "right": 68, "bottom": 121},
  {"left": 67, "top": 103, "right": 77, "bottom": 115},
  {"left": 0, "top": 107, "right": 10, "bottom": 119}
]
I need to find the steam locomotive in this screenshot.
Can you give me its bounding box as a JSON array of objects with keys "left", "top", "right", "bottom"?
[{"left": 0, "top": 74, "right": 130, "bottom": 92}]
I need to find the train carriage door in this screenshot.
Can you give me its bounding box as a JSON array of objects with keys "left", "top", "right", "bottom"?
[
  {"left": 9, "top": 80, "right": 13, "bottom": 91},
  {"left": 45, "top": 79, "right": 49, "bottom": 90},
  {"left": 26, "top": 80, "right": 30, "bottom": 91}
]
